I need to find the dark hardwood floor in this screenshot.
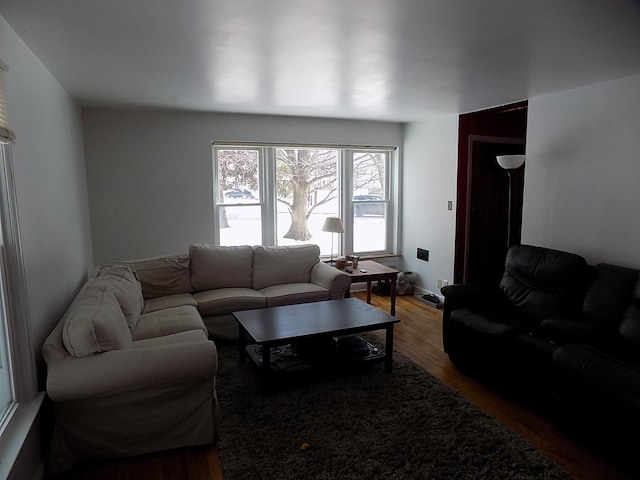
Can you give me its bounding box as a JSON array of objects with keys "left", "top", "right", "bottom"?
[{"left": 55, "top": 292, "right": 631, "bottom": 480}]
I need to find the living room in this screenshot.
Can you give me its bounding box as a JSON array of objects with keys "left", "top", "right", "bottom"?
[{"left": 1, "top": 1, "right": 640, "bottom": 479}]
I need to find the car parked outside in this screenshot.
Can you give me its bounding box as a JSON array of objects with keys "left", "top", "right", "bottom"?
[
  {"left": 353, "top": 194, "right": 385, "bottom": 217},
  {"left": 225, "top": 189, "right": 255, "bottom": 199}
]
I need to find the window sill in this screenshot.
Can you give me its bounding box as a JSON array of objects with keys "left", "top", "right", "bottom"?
[{"left": 0, "top": 392, "right": 45, "bottom": 480}]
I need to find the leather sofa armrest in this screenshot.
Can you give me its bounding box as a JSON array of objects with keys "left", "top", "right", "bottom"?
[
  {"left": 539, "top": 317, "right": 595, "bottom": 344},
  {"left": 441, "top": 284, "right": 506, "bottom": 323},
  {"left": 46, "top": 339, "right": 217, "bottom": 402},
  {"left": 441, "top": 284, "right": 503, "bottom": 308},
  {"left": 311, "top": 261, "right": 351, "bottom": 299}
]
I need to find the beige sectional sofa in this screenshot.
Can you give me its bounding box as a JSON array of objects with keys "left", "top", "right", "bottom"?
[{"left": 42, "top": 243, "right": 350, "bottom": 472}]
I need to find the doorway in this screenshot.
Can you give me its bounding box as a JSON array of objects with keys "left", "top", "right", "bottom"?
[{"left": 454, "top": 102, "right": 528, "bottom": 286}]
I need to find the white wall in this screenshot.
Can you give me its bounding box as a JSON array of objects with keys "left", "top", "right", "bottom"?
[
  {"left": 82, "top": 109, "right": 403, "bottom": 265},
  {"left": 1, "top": 14, "right": 92, "bottom": 480},
  {"left": 401, "top": 116, "right": 458, "bottom": 294},
  {"left": 523, "top": 74, "right": 640, "bottom": 268},
  {"left": 1, "top": 16, "right": 93, "bottom": 374}
]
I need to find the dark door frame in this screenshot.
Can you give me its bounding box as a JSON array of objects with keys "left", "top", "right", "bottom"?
[
  {"left": 453, "top": 101, "right": 528, "bottom": 285},
  {"left": 460, "top": 135, "right": 525, "bottom": 284}
]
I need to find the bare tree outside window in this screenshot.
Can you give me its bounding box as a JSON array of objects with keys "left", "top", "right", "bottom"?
[
  {"left": 276, "top": 148, "right": 338, "bottom": 241},
  {"left": 353, "top": 151, "right": 386, "bottom": 197}
]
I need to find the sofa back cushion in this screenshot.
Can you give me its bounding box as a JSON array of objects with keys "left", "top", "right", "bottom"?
[
  {"left": 190, "top": 244, "right": 253, "bottom": 291},
  {"left": 94, "top": 265, "right": 144, "bottom": 330},
  {"left": 619, "top": 278, "right": 640, "bottom": 346},
  {"left": 112, "top": 254, "right": 193, "bottom": 299},
  {"left": 583, "top": 263, "right": 639, "bottom": 325},
  {"left": 252, "top": 244, "right": 320, "bottom": 290},
  {"left": 62, "top": 284, "right": 132, "bottom": 357},
  {"left": 500, "top": 244, "right": 591, "bottom": 319}
]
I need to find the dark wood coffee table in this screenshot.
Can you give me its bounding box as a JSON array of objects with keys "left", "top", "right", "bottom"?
[{"left": 234, "top": 298, "right": 400, "bottom": 388}]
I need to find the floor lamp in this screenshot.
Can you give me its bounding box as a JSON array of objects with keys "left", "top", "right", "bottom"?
[
  {"left": 496, "top": 155, "right": 525, "bottom": 249},
  {"left": 322, "top": 217, "right": 344, "bottom": 265}
]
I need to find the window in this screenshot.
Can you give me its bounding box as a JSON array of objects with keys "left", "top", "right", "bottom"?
[
  {"left": 213, "top": 143, "right": 397, "bottom": 259},
  {"left": 0, "top": 216, "right": 13, "bottom": 427},
  {"left": 0, "top": 62, "right": 38, "bottom": 441}
]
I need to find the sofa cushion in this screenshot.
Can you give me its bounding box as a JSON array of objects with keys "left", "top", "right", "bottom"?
[
  {"left": 583, "top": 263, "right": 639, "bottom": 324},
  {"left": 132, "top": 329, "right": 208, "bottom": 349},
  {"left": 115, "top": 254, "right": 193, "bottom": 299},
  {"left": 132, "top": 305, "right": 206, "bottom": 341},
  {"left": 62, "top": 284, "right": 132, "bottom": 357},
  {"left": 193, "top": 288, "right": 266, "bottom": 316},
  {"left": 142, "top": 293, "right": 198, "bottom": 314},
  {"left": 94, "top": 265, "right": 144, "bottom": 330},
  {"left": 189, "top": 244, "right": 253, "bottom": 291},
  {"left": 553, "top": 344, "right": 640, "bottom": 409},
  {"left": 499, "top": 244, "right": 591, "bottom": 320},
  {"left": 259, "top": 283, "right": 328, "bottom": 307},
  {"left": 619, "top": 305, "right": 640, "bottom": 347},
  {"left": 252, "top": 244, "right": 320, "bottom": 290}
]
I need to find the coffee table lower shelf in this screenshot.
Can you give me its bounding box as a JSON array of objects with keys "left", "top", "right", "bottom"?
[{"left": 243, "top": 336, "right": 386, "bottom": 375}]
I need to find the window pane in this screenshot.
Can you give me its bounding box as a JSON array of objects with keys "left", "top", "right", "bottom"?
[
  {"left": 353, "top": 151, "right": 386, "bottom": 198},
  {"left": 216, "top": 149, "right": 260, "bottom": 203},
  {"left": 218, "top": 205, "right": 262, "bottom": 246},
  {"left": 0, "top": 147, "right": 13, "bottom": 425},
  {"left": 275, "top": 148, "right": 338, "bottom": 257},
  {"left": 352, "top": 151, "right": 387, "bottom": 253},
  {"left": 216, "top": 148, "right": 261, "bottom": 246},
  {"left": 354, "top": 211, "right": 387, "bottom": 252}
]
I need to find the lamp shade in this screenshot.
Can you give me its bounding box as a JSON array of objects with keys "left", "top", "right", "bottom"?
[
  {"left": 322, "top": 217, "right": 344, "bottom": 233},
  {"left": 496, "top": 155, "right": 525, "bottom": 170}
]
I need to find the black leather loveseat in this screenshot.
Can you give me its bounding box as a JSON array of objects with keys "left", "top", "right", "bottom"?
[{"left": 441, "top": 244, "right": 640, "bottom": 469}]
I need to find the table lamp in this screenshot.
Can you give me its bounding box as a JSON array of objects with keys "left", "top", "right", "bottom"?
[{"left": 321, "top": 217, "right": 344, "bottom": 265}]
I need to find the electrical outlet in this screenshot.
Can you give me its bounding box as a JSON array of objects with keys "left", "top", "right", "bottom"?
[
  {"left": 417, "top": 248, "right": 429, "bottom": 261},
  {"left": 437, "top": 279, "right": 443, "bottom": 289}
]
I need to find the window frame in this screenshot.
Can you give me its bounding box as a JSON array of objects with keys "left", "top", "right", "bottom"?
[{"left": 212, "top": 142, "right": 398, "bottom": 258}]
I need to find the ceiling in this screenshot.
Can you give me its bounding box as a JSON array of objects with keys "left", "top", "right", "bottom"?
[{"left": 2, "top": 0, "right": 640, "bottom": 122}]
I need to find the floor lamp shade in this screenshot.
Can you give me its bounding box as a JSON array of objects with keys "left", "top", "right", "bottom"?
[
  {"left": 496, "top": 155, "right": 525, "bottom": 170},
  {"left": 322, "top": 217, "right": 344, "bottom": 264}
]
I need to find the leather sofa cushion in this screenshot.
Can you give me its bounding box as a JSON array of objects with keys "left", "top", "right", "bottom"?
[
  {"left": 553, "top": 344, "right": 640, "bottom": 405},
  {"left": 499, "top": 244, "right": 590, "bottom": 319},
  {"left": 94, "top": 265, "right": 144, "bottom": 330},
  {"left": 62, "top": 284, "right": 132, "bottom": 357},
  {"left": 252, "top": 244, "right": 320, "bottom": 290},
  {"left": 538, "top": 317, "right": 595, "bottom": 343},
  {"left": 259, "top": 282, "right": 328, "bottom": 307},
  {"left": 189, "top": 244, "right": 253, "bottom": 291},
  {"left": 193, "top": 287, "right": 266, "bottom": 316},
  {"left": 619, "top": 304, "right": 640, "bottom": 346},
  {"left": 583, "top": 263, "right": 639, "bottom": 323},
  {"left": 115, "top": 254, "right": 193, "bottom": 299},
  {"left": 448, "top": 307, "right": 522, "bottom": 338}
]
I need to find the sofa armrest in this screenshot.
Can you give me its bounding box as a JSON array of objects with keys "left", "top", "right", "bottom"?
[
  {"left": 311, "top": 262, "right": 351, "bottom": 299},
  {"left": 441, "top": 284, "right": 503, "bottom": 308},
  {"left": 46, "top": 340, "right": 217, "bottom": 402}
]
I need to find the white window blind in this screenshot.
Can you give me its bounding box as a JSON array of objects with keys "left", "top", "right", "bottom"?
[{"left": 0, "top": 62, "right": 16, "bottom": 144}]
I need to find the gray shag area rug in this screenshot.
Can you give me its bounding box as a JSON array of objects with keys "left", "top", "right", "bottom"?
[{"left": 215, "top": 340, "right": 569, "bottom": 480}]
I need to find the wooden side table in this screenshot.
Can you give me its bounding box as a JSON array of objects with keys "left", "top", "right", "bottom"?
[{"left": 341, "top": 260, "right": 399, "bottom": 316}]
